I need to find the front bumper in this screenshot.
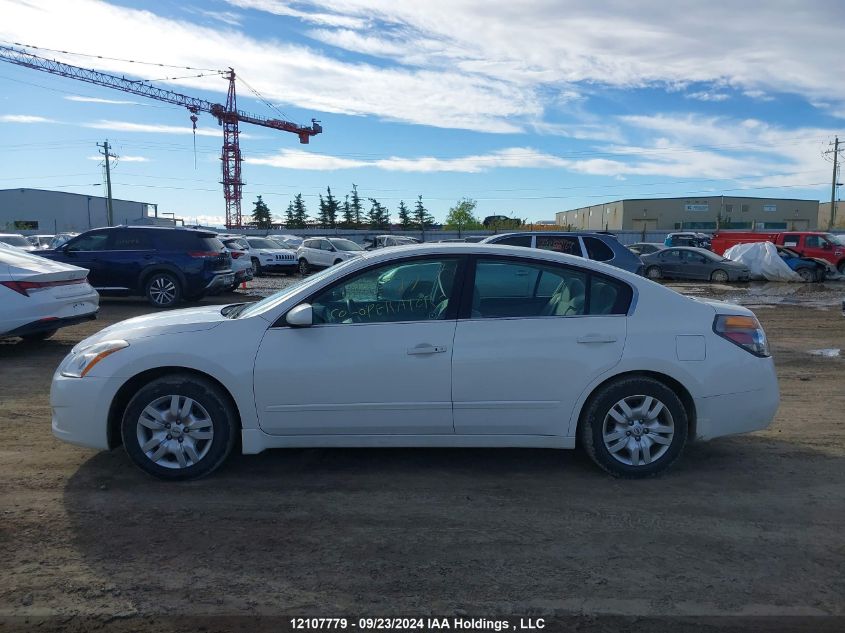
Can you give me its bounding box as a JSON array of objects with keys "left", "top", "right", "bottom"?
[{"left": 51, "top": 372, "right": 115, "bottom": 450}]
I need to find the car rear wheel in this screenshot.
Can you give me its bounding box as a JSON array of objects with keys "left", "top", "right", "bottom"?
[
  {"left": 121, "top": 373, "right": 237, "bottom": 480},
  {"left": 21, "top": 329, "right": 58, "bottom": 342},
  {"left": 298, "top": 258, "right": 310, "bottom": 275},
  {"left": 579, "top": 376, "right": 688, "bottom": 478},
  {"left": 796, "top": 267, "right": 815, "bottom": 282},
  {"left": 145, "top": 272, "right": 181, "bottom": 308},
  {"left": 837, "top": 261, "right": 845, "bottom": 276},
  {"left": 645, "top": 266, "right": 662, "bottom": 280},
  {"left": 710, "top": 269, "right": 729, "bottom": 283}
]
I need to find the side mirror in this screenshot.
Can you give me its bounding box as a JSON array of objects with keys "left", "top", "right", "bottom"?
[
  {"left": 823, "top": 242, "right": 832, "bottom": 250},
  {"left": 286, "top": 303, "right": 313, "bottom": 327}
]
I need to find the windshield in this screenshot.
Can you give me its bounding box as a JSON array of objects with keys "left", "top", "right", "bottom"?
[
  {"left": 248, "top": 238, "right": 282, "bottom": 250},
  {"left": 236, "top": 263, "right": 349, "bottom": 319},
  {"left": 270, "top": 239, "right": 296, "bottom": 250},
  {"left": 824, "top": 233, "right": 845, "bottom": 246},
  {"left": 330, "top": 238, "right": 363, "bottom": 251},
  {"left": 0, "top": 235, "right": 31, "bottom": 247}
]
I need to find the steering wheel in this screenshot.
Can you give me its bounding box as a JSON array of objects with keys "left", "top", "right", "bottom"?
[{"left": 343, "top": 297, "right": 360, "bottom": 323}]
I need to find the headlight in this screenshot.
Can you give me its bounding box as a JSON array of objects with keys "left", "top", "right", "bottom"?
[{"left": 61, "top": 340, "right": 129, "bottom": 378}]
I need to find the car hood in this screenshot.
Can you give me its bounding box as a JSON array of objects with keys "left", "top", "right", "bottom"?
[{"left": 73, "top": 305, "right": 228, "bottom": 350}]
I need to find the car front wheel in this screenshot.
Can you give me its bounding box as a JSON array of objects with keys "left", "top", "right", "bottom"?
[
  {"left": 121, "top": 373, "right": 237, "bottom": 480},
  {"left": 796, "top": 267, "right": 815, "bottom": 282},
  {"left": 298, "top": 258, "right": 310, "bottom": 275},
  {"left": 145, "top": 272, "right": 181, "bottom": 308},
  {"left": 579, "top": 376, "right": 688, "bottom": 478},
  {"left": 251, "top": 258, "right": 263, "bottom": 277}
]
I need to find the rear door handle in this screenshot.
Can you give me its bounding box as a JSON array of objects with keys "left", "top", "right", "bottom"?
[
  {"left": 407, "top": 345, "right": 447, "bottom": 355},
  {"left": 577, "top": 334, "right": 617, "bottom": 344}
]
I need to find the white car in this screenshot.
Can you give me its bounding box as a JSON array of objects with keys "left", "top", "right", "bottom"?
[
  {"left": 27, "top": 235, "right": 55, "bottom": 250},
  {"left": 296, "top": 237, "right": 364, "bottom": 274},
  {"left": 1, "top": 245, "right": 99, "bottom": 341},
  {"left": 245, "top": 237, "right": 297, "bottom": 275},
  {"left": 51, "top": 243, "right": 779, "bottom": 480},
  {"left": 217, "top": 236, "right": 254, "bottom": 290},
  {"left": 0, "top": 233, "right": 38, "bottom": 251}
]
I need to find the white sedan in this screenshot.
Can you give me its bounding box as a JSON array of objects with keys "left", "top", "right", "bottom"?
[
  {"left": 51, "top": 243, "right": 779, "bottom": 480},
  {"left": 1, "top": 244, "right": 99, "bottom": 341}
]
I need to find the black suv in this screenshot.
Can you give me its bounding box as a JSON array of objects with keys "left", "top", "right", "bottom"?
[{"left": 42, "top": 226, "right": 233, "bottom": 308}]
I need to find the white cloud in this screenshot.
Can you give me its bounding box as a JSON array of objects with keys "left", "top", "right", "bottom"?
[
  {"left": 246, "top": 147, "right": 570, "bottom": 172},
  {"left": 686, "top": 91, "right": 729, "bottom": 102},
  {"left": 65, "top": 96, "right": 140, "bottom": 105},
  {"left": 0, "top": 114, "right": 56, "bottom": 123},
  {"left": 87, "top": 154, "right": 150, "bottom": 162},
  {"left": 225, "top": 0, "right": 365, "bottom": 28},
  {"left": 82, "top": 120, "right": 223, "bottom": 136}
]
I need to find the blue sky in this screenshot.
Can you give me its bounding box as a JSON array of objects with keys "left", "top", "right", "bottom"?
[{"left": 0, "top": 0, "right": 843, "bottom": 226}]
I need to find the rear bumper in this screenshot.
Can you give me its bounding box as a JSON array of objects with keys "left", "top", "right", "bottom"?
[
  {"left": 5, "top": 311, "right": 97, "bottom": 338},
  {"left": 204, "top": 271, "right": 235, "bottom": 292}
]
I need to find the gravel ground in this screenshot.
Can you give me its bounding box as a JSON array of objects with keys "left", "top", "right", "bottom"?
[{"left": 1, "top": 276, "right": 844, "bottom": 632}]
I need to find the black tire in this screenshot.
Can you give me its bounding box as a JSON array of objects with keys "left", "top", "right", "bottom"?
[
  {"left": 645, "top": 266, "right": 662, "bottom": 280},
  {"left": 796, "top": 267, "right": 815, "bottom": 282},
  {"left": 298, "top": 258, "right": 310, "bottom": 275},
  {"left": 333, "top": 259, "right": 343, "bottom": 266},
  {"left": 144, "top": 272, "right": 181, "bottom": 308},
  {"left": 710, "top": 269, "right": 729, "bottom": 283},
  {"left": 251, "top": 258, "right": 263, "bottom": 277},
  {"left": 120, "top": 373, "right": 238, "bottom": 481},
  {"left": 579, "top": 376, "right": 688, "bottom": 478},
  {"left": 837, "top": 261, "right": 845, "bottom": 276},
  {"left": 21, "top": 329, "right": 58, "bottom": 342}
]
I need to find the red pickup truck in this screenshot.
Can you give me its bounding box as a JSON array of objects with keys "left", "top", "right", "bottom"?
[{"left": 711, "top": 231, "right": 845, "bottom": 274}]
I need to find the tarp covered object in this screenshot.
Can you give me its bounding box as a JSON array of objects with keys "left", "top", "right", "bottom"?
[{"left": 723, "top": 241, "right": 802, "bottom": 282}]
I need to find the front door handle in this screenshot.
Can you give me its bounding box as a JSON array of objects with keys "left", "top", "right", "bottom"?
[
  {"left": 407, "top": 345, "right": 447, "bottom": 355},
  {"left": 577, "top": 334, "right": 617, "bottom": 344}
]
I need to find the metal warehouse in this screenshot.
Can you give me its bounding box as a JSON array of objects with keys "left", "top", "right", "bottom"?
[
  {"left": 0, "top": 188, "right": 156, "bottom": 234},
  {"left": 556, "top": 196, "right": 819, "bottom": 232}
]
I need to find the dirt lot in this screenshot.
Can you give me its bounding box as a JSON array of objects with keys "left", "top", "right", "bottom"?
[{"left": 1, "top": 285, "right": 844, "bottom": 632}]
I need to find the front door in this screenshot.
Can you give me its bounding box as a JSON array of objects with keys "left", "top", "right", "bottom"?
[
  {"left": 59, "top": 230, "right": 112, "bottom": 288},
  {"left": 253, "top": 256, "right": 464, "bottom": 435},
  {"left": 452, "top": 258, "right": 628, "bottom": 436}
]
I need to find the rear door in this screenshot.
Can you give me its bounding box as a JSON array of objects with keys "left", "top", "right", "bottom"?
[{"left": 451, "top": 257, "right": 629, "bottom": 436}]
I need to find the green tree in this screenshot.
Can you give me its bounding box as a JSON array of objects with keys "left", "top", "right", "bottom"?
[
  {"left": 350, "top": 184, "right": 363, "bottom": 228},
  {"left": 397, "top": 200, "right": 412, "bottom": 229},
  {"left": 340, "top": 194, "right": 355, "bottom": 228},
  {"left": 413, "top": 195, "right": 435, "bottom": 230},
  {"left": 250, "top": 195, "right": 272, "bottom": 229},
  {"left": 367, "top": 198, "right": 390, "bottom": 229},
  {"left": 285, "top": 193, "right": 309, "bottom": 229},
  {"left": 444, "top": 197, "right": 481, "bottom": 236},
  {"left": 317, "top": 186, "right": 339, "bottom": 228}
]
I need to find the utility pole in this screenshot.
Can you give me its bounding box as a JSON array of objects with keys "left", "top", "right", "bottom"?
[
  {"left": 829, "top": 136, "right": 839, "bottom": 230},
  {"left": 97, "top": 140, "right": 117, "bottom": 226}
]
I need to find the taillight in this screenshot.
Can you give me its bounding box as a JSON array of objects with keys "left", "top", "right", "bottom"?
[
  {"left": 1, "top": 278, "right": 86, "bottom": 297},
  {"left": 230, "top": 251, "right": 243, "bottom": 259},
  {"left": 188, "top": 251, "right": 222, "bottom": 258},
  {"left": 714, "top": 314, "right": 770, "bottom": 357}
]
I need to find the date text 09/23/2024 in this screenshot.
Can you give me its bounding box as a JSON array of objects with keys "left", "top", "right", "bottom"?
[{"left": 290, "top": 617, "right": 546, "bottom": 631}]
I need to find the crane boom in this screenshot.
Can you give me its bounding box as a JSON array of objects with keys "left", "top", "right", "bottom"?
[{"left": 0, "top": 44, "right": 323, "bottom": 227}]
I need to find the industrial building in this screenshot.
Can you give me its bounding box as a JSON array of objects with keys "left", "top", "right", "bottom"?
[
  {"left": 556, "top": 196, "right": 819, "bottom": 232},
  {"left": 0, "top": 188, "right": 156, "bottom": 234},
  {"left": 818, "top": 201, "right": 844, "bottom": 229}
]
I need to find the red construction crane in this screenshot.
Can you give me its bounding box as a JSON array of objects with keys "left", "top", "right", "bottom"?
[{"left": 0, "top": 44, "right": 323, "bottom": 228}]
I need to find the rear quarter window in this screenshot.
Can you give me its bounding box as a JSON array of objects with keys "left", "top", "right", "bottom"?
[
  {"left": 494, "top": 235, "right": 532, "bottom": 247},
  {"left": 583, "top": 236, "right": 615, "bottom": 262},
  {"left": 589, "top": 275, "right": 633, "bottom": 315}
]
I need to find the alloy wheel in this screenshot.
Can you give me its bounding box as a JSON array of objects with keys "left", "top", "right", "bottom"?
[
  {"left": 136, "top": 395, "right": 214, "bottom": 469},
  {"left": 602, "top": 395, "right": 675, "bottom": 467},
  {"left": 149, "top": 276, "right": 177, "bottom": 306}
]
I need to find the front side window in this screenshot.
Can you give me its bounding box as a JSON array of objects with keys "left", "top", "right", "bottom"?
[
  {"left": 67, "top": 232, "right": 110, "bottom": 251},
  {"left": 536, "top": 235, "right": 581, "bottom": 256},
  {"left": 310, "top": 258, "right": 460, "bottom": 325},
  {"left": 804, "top": 235, "right": 826, "bottom": 248},
  {"left": 682, "top": 250, "right": 708, "bottom": 264}
]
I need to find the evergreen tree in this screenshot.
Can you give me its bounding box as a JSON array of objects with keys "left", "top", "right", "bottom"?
[
  {"left": 397, "top": 200, "right": 412, "bottom": 229},
  {"left": 350, "top": 184, "right": 363, "bottom": 228},
  {"left": 340, "top": 194, "right": 355, "bottom": 228},
  {"left": 367, "top": 198, "right": 390, "bottom": 229},
  {"left": 413, "top": 195, "right": 435, "bottom": 229},
  {"left": 250, "top": 195, "right": 272, "bottom": 229},
  {"left": 317, "top": 194, "right": 328, "bottom": 228},
  {"left": 324, "top": 186, "right": 339, "bottom": 228},
  {"left": 284, "top": 201, "right": 296, "bottom": 228},
  {"left": 289, "top": 193, "right": 309, "bottom": 229}
]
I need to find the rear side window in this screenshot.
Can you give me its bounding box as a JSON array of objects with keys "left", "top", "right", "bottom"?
[
  {"left": 304, "top": 239, "right": 320, "bottom": 249},
  {"left": 112, "top": 230, "right": 152, "bottom": 250},
  {"left": 583, "top": 236, "right": 615, "bottom": 261},
  {"left": 536, "top": 235, "right": 581, "bottom": 256},
  {"left": 495, "top": 235, "right": 532, "bottom": 247},
  {"left": 783, "top": 235, "right": 800, "bottom": 247}
]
